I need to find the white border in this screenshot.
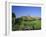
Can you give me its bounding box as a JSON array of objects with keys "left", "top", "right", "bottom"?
[{"left": 7, "top": 2, "right": 45, "bottom": 35}]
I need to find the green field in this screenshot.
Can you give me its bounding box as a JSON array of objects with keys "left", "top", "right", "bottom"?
[{"left": 12, "top": 13, "right": 41, "bottom": 31}]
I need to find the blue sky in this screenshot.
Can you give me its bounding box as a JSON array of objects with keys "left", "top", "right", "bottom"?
[{"left": 12, "top": 6, "right": 41, "bottom": 18}]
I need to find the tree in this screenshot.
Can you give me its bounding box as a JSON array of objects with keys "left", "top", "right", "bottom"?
[
  {"left": 12, "top": 12, "right": 16, "bottom": 17},
  {"left": 12, "top": 12, "right": 16, "bottom": 31},
  {"left": 12, "top": 12, "right": 16, "bottom": 24}
]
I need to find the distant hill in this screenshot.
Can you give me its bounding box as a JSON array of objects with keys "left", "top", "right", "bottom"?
[
  {"left": 16, "top": 16, "right": 41, "bottom": 21},
  {"left": 12, "top": 16, "right": 41, "bottom": 31}
]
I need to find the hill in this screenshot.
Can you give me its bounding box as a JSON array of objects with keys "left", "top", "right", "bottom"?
[{"left": 12, "top": 16, "right": 41, "bottom": 31}]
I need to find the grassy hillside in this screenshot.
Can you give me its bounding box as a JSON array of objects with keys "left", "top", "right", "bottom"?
[{"left": 12, "top": 16, "right": 41, "bottom": 31}]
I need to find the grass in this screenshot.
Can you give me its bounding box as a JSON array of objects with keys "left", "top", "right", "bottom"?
[{"left": 12, "top": 16, "right": 41, "bottom": 31}]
